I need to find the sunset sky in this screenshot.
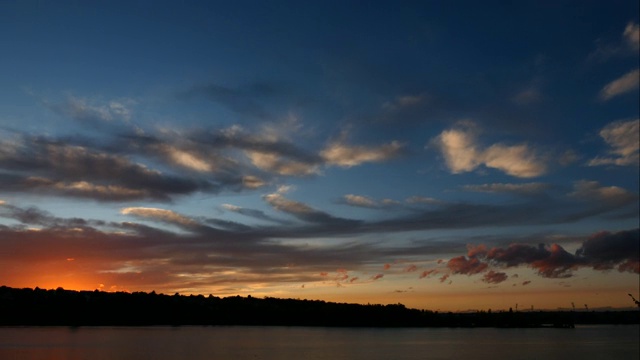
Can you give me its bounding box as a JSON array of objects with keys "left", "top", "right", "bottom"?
[{"left": 1, "top": 1, "right": 638, "bottom": 311}]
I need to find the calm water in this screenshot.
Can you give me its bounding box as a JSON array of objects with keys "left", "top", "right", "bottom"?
[{"left": 0, "top": 325, "right": 638, "bottom": 360}]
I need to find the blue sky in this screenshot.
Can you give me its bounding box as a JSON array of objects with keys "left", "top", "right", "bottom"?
[{"left": 0, "top": 1, "right": 638, "bottom": 310}]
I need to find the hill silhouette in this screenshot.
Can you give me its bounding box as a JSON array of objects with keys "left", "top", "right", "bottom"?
[{"left": 1, "top": 286, "right": 637, "bottom": 327}]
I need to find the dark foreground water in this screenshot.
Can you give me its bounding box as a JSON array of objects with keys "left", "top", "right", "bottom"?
[{"left": 1, "top": 325, "right": 638, "bottom": 360}]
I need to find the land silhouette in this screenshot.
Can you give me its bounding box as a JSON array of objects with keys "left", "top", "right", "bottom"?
[{"left": 1, "top": 286, "right": 638, "bottom": 327}]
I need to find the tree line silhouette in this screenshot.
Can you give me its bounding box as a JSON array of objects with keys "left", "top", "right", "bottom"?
[{"left": 1, "top": 286, "right": 637, "bottom": 327}]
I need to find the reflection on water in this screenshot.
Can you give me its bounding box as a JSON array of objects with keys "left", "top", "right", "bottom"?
[{"left": 0, "top": 325, "right": 638, "bottom": 360}]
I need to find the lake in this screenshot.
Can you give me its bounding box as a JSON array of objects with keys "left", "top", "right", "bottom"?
[{"left": 0, "top": 325, "right": 638, "bottom": 359}]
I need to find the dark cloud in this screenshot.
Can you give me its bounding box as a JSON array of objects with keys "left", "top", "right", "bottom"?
[
  {"left": 0, "top": 135, "right": 212, "bottom": 201},
  {"left": 441, "top": 228, "right": 639, "bottom": 280},
  {"left": 1, "top": 202, "right": 471, "bottom": 292},
  {"left": 419, "top": 269, "right": 438, "bottom": 279},
  {"left": 482, "top": 270, "right": 508, "bottom": 284},
  {"left": 447, "top": 256, "right": 488, "bottom": 275},
  {"left": 576, "top": 229, "right": 640, "bottom": 273},
  {"left": 222, "top": 204, "right": 292, "bottom": 225}
]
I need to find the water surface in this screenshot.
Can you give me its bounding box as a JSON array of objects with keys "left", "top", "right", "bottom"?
[{"left": 1, "top": 325, "right": 638, "bottom": 360}]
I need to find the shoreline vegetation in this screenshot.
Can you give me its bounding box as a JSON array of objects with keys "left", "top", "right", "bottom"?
[{"left": 1, "top": 286, "right": 638, "bottom": 328}]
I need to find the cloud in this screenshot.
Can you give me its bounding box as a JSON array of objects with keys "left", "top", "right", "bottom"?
[
  {"left": 321, "top": 140, "right": 403, "bottom": 168},
  {"left": 371, "top": 274, "right": 384, "bottom": 281},
  {"left": 482, "top": 144, "right": 547, "bottom": 178},
  {"left": 247, "top": 151, "right": 319, "bottom": 176},
  {"left": 45, "top": 180, "right": 148, "bottom": 201},
  {"left": 382, "top": 93, "right": 429, "bottom": 111},
  {"left": 263, "top": 187, "right": 355, "bottom": 225},
  {"left": 512, "top": 87, "right": 541, "bottom": 105},
  {"left": 482, "top": 270, "right": 508, "bottom": 284},
  {"left": 121, "top": 207, "right": 198, "bottom": 227},
  {"left": 158, "top": 145, "right": 214, "bottom": 172},
  {"left": 242, "top": 176, "right": 266, "bottom": 189},
  {"left": 589, "top": 119, "right": 639, "bottom": 166},
  {"left": 447, "top": 256, "right": 488, "bottom": 275},
  {"left": 624, "top": 22, "right": 639, "bottom": 50},
  {"left": 405, "top": 196, "right": 441, "bottom": 205},
  {"left": 599, "top": 69, "right": 639, "bottom": 100},
  {"left": 419, "top": 269, "right": 438, "bottom": 279},
  {"left": 6, "top": 199, "right": 631, "bottom": 297},
  {"left": 588, "top": 21, "right": 640, "bottom": 62},
  {"left": 0, "top": 136, "right": 213, "bottom": 201},
  {"left": 343, "top": 194, "right": 378, "bottom": 208},
  {"left": 434, "top": 124, "right": 481, "bottom": 173},
  {"left": 49, "top": 96, "right": 135, "bottom": 124},
  {"left": 576, "top": 229, "right": 640, "bottom": 273},
  {"left": 404, "top": 265, "right": 418, "bottom": 272},
  {"left": 221, "top": 203, "right": 290, "bottom": 225},
  {"left": 462, "top": 182, "right": 549, "bottom": 195},
  {"left": 443, "top": 228, "right": 639, "bottom": 280},
  {"left": 433, "top": 123, "right": 547, "bottom": 178},
  {"left": 569, "top": 180, "right": 637, "bottom": 206}
]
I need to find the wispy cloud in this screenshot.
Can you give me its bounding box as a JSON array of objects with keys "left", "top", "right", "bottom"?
[
  {"left": 461, "top": 182, "right": 550, "bottom": 195},
  {"left": 512, "top": 86, "right": 541, "bottom": 105},
  {"left": 321, "top": 140, "right": 403, "bottom": 168},
  {"left": 623, "top": 22, "right": 639, "bottom": 50},
  {"left": 343, "top": 194, "right": 378, "bottom": 208},
  {"left": 263, "top": 186, "right": 356, "bottom": 226},
  {"left": 588, "top": 21, "right": 640, "bottom": 62},
  {"left": 121, "top": 207, "right": 198, "bottom": 227},
  {"left": 382, "top": 93, "right": 429, "bottom": 111},
  {"left": 599, "top": 69, "right": 639, "bottom": 101},
  {"left": 589, "top": 119, "right": 639, "bottom": 166}
]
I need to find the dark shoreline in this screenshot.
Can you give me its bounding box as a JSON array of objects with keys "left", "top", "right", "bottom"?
[{"left": 2, "top": 286, "right": 638, "bottom": 328}]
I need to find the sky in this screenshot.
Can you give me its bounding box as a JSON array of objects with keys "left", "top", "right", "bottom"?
[{"left": 0, "top": 1, "right": 638, "bottom": 311}]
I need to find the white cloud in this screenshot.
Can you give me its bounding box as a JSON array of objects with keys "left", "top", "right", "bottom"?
[
  {"left": 433, "top": 123, "right": 547, "bottom": 178},
  {"left": 120, "top": 207, "right": 197, "bottom": 226},
  {"left": 53, "top": 181, "right": 147, "bottom": 198},
  {"left": 483, "top": 143, "right": 547, "bottom": 178},
  {"left": 221, "top": 203, "right": 242, "bottom": 211},
  {"left": 164, "top": 146, "right": 213, "bottom": 172},
  {"left": 343, "top": 194, "right": 377, "bottom": 208},
  {"left": 589, "top": 119, "right": 639, "bottom": 166},
  {"left": 600, "top": 68, "right": 639, "bottom": 100},
  {"left": 242, "top": 175, "right": 266, "bottom": 189},
  {"left": 321, "top": 139, "right": 403, "bottom": 168},
  {"left": 435, "top": 127, "right": 481, "bottom": 173},
  {"left": 263, "top": 192, "right": 315, "bottom": 215}
]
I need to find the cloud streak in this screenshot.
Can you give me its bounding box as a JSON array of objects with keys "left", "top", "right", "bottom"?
[{"left": 600, "top": 69, "right": 639, "bottom": 101}]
